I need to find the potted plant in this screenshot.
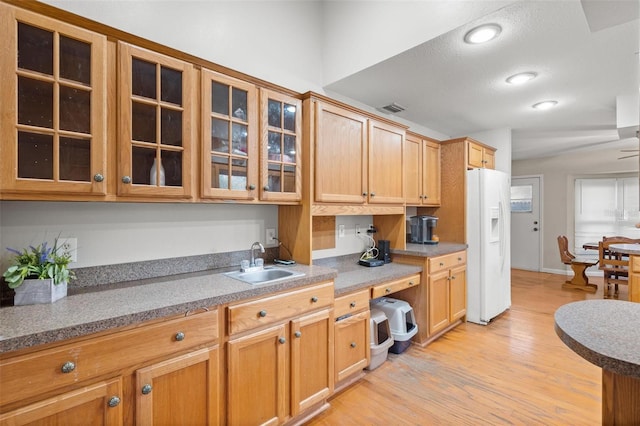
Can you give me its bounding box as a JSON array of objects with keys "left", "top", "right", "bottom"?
[{"left": 2, "top": 239, "right": 75, "bottom": 305}]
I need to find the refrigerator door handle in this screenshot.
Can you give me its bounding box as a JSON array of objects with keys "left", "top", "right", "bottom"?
[{"left": 499, "top": 199, "right": 506, "bottom": 271}]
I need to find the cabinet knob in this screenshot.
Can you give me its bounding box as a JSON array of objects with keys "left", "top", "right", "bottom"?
[
  {"left": 141, "top": 384, "right": 152, "bottom": 395},
  {"left": 419, "top": 195, "right": 423, "bottom": 199},
  {"left": 350, "top": 301, "right": 356, "bottom": 308},
  {"left": 350, "top": 342, "right": 357, "bottom": 348},
  {"left": 248, "top": 184, "right": 256, "bottom": 190},
  {"left": 458, "top": 257, "right": 462, "bottom": 261},
  {"left": 121, "top": 176, "right": 132, "bottom": 184},
  {"left": 294, "top": 331, "right": 302, "bottom": 338},
  {"left": 263, "top": 186, "right": 269, "bottom": 191},
  {"left": 424, "top": 195, "right": 428, "bottom": 199},
  {"left": 259, "top": 310, "right": 267, "bottom": 317},
  {"left": 385, "top": 288, "right": 391, "bottom": 294},
  {"left": 279, "top": 337, "right": 286, "bottom": 344},
  {"left": 311, "top": 296, "right": 318, "bottom": 303},
  {"left": 408, "top": 281, "right": 414, "bottom": 286},
  {"left": 370, "top": 192, "right": 376, "bottom": 197},
  {"left": 108, "top": 396, "right": 121, "bottom": 408},
  {"left": 451, "top": 275, "right": 456, "bottom": 280},
  {"left": 61, "top": 361, "right": 76, "bottom": 374},
  {"left": 439, "top": 262, "right": 444, "bottom": 267},
  {"left": 93, "top": 173, "right": 104, "bottom": 182},
  {"left": 362, "top": 192, "right": 367, "bottom": 196},
  {"left": 175, "top": 332, "right": 185, "bottom": 341}
]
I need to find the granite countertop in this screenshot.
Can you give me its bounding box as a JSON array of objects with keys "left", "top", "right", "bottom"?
[
  {"left": 555, "top": 300, "right": 640, "bottom": 378},
  {"left": 392, "top": 242, "right": 468, "bottom": 257}
]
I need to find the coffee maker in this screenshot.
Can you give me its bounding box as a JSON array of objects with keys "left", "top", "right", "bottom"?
[{"left": 409, "top": 215, "right": 438, "bottom": 244}]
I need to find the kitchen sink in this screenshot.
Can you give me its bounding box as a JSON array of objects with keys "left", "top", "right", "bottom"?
[{"left": 224, "top": 267, "right": 305, "bottom": 285}]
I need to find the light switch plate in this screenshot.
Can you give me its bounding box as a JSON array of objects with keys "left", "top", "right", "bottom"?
[{"left": 338, "top": 224, "right": 345, "bottom": 238}]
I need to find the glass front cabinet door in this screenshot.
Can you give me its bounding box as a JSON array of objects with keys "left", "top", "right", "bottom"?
[
  {"left": 0, "top": 5, "right": 107, "bottom": 196},
  {"left": 201, "top": 70, "right": 258, "bottom": 200},
  {"left": 117, "top": 42, "right": 193, "bottom": 198},
  {"left": 259, "top": 89, "right": 302, "bottom": 202}
]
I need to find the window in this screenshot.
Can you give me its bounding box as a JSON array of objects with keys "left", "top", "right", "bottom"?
[{"left": 510, "top": 184, "right": 533, "bottom": 212}]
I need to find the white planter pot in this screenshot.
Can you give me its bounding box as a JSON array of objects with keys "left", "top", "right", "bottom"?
[{"left": 13, "top": 279, "right": 67, "bottom": 305}]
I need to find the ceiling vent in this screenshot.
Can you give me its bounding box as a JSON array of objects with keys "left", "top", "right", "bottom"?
[{"left": 381, "top": 102, "right": 406, "bottom": 114}]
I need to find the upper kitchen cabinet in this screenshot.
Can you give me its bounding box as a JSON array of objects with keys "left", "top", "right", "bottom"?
[
  {"left": 260, "top": 89, "right": 302, "bottom": 203},
  {"left": 0, "top": 4, "right": 108, "bottom": 197},
  {"left": 306, "top": 93, "right": 406, "bottom": 211},
  {"left": 404, "top": 132, "right": 441, "bottom": 206},
  {"left": 466, "top": 138, "right": 495, "bottom": 169},
  {"left": 201, "top": 69, "right": 258, "bottom": 200},
  {"left": 117, "top": 42, "right": 194, "bottom": 199}
]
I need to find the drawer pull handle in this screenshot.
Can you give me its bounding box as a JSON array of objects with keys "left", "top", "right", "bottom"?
[
  {"left": 259, "top": 310, "right": 267, "bottom": 318},
  {"left": 175, "top": 332, "right": 185, "bottom": 341},
  {"left": 279, "top": 337, "right": 286, "bottom": 344},
  {"left": 108, "top": 396, "right": 121, "bottom": 408},
  {"left": 350, "top": 342, "right": 357, "bottom": 348},
  {"left": 141, "top": 384, "right": 153, "bottom": 395},
  {"left": 61, "top": 361, "right": 75, "bottom": 373},
  {"left": 350, "top": 301, "right": 356, "bottom": 308},
  {"left": 385, "top": 288, "right": 391, "bottom": 293},
  {"left": 311, "top": 296, "right": 318, "bottom": 303},
  {"left": 294, "top": 331, "right": 302, "bottom": 338}
]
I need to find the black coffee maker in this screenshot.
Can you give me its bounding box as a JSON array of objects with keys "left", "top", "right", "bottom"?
[
  {"left": 377, "top": 239, "right": 391, "bottom": 263},
  {"left": 409, "top": 215, "right": 438, "bottom": 244}
]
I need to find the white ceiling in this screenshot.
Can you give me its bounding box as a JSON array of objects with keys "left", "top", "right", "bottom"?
[{"left": 324, "top": 0, "right": 639, "bottom": 161}]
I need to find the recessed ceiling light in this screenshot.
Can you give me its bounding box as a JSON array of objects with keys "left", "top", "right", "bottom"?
[
  {"left": 463, "top": 24, "right": 502, "bottom": 44},
  {"left": 506, "top": 72, "right": 537, "bottom": 85},
  {"left": 532, "top": 100, "right": 558, "bottom": 110}
]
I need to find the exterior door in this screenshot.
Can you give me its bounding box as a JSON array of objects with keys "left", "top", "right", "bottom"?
[{"left": 510, "top": 176, "right": 541, "bottom": 271}]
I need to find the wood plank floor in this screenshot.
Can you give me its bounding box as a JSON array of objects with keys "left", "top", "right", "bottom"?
[{"left": 307, "top": 270, "right": 626, "bottom": 425}]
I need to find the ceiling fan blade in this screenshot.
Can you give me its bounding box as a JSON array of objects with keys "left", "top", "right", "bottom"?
[{"left": 618, "top": 154, "right": 639, "bottom": 159}]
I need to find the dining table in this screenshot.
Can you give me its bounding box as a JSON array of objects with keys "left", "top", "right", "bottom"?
[{"left": 609, "top": 243, "right": 640, "bottom": 303}]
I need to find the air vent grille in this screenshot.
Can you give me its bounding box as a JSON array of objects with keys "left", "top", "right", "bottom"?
[{"left": 381, "top": 102, "right": 406, "bottom": 114}]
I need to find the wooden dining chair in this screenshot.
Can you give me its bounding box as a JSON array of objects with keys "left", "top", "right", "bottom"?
[
  {"left": 599, "top": 236, "right": 640, "bottom": 298},
  {"left": 557, "top": 235, "right": 598, "bottom": 292}
]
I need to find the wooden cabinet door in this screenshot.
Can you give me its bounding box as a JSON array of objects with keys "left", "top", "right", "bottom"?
[
  {"left": 228, "top": 324, "right": 287, "bottom": 426},
  {"left": 483, "top": 148, "right": 496, "bottom": 169},
  {"left": 368, "top": 120, "right": 404, "bottom": 204},
  {"left": 314, "top": 102, "right": 368, "bottom": 204},
  {"left": 334, "top": 311, "right": 370, "bottom": 383},
  {"left": 467, "top": 142, "right": 484, "bottom": 169},
  {"left": 428, "top": 269, "right": 450, "bottom": 335},
  {"left": 135, "top": 346, "right": 219, "bottom": 426},
  {"left": 260, "top": 89, "right": 302, "bottom": 202},
  {"left": 423, "top": 141, "right": 441, "bottom": 206},
  {"left": 201, "top": 69, "right": 258, "bottom": 200},
  {"left": 0, "top": 378, "right": 123, "bottom": 425},
  {"left": 117, "top": 42, "right": 194, "bottom": 199},
  {"left": 449, "top": 266, "right": 467, "bottom": 322},
  {"left": 0, "top": 4, "right": 108, "bottom": 196},
  {"left": 403, "top": 134, "right": 422, "bottom": 205},
  {"left": 290, "top": 309, "right": 333, "bottom": 416}
]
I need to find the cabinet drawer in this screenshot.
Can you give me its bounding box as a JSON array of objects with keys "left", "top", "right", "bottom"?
[
  {"left": 371, "top": 274, "right": 420, "bottom": 299},
  {"left": 228, "top": 281, "right": 334, "bottom": 335},
  {"left": 335, "top": 289, "right": 370, "bottom": 318},
  {"left": 428, "top": 251, "right": 466, "bottom": 274},
  {"left": 0, "top": 308, "right": 218, "bottom": 407},
  {"left": 631, "top": 255, "right": 640, "bottom": 272}
]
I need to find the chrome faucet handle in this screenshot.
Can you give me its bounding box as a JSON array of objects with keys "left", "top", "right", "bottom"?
[{"left": 250, "top": 241, "right": 266, "bottom": 267}]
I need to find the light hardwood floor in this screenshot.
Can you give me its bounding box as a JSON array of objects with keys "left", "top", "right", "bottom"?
[{"left": 307, "top": 269, "right": 625, "bottom": 425}]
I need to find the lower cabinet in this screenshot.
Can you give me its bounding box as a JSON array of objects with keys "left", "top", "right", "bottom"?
[
  {"left": 333, "top": 289, "right": 370, "bottom": 390},
  {"left": 226, "top": 281, "right": 334, "bottom": 425},
  {"left": 630, "top": 255, "right": 640, "bottom": 303}
]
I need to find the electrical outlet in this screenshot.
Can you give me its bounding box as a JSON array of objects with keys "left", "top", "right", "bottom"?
[
  {"left": 266, "top": 228, "right": 277, "bottom": 245},
  {"left": 338, "top": 224, "right": 345, "bottom": 238},
  {"left": 356, "top": 224, "right": 361, "bottom": 234},
  {"left": 58, "top": 238, "right": 77, "bottom": 263}
]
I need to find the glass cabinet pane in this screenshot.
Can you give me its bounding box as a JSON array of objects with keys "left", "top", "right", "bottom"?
[
  {"left": 231, "top": 88, "right": 248, "bottom": 121},
  {"left": 211, "top": 155, "right": 228, "bottom": 189},
  {"left": 211, "top": 81, "right": 229, "bottom": 116},
  {"left": 17, "top": 132, "right": 53, "bottom": 179},
  {"left": 18, "top": 23, "right": 53, "bottom": 75},
  {"left": 231, "top": 123, "right": 248, "bottom": 155},
  {"left": 18, "top": 76, "right": 53, "bottom": 128},
  {"left": 283, "top": 164, "right": 296, "bottom": 192},
  {"left": 60, "top": 137, "right": 91, "bottom": 181},
  {"left": 160, "top": 66, "right": 182, "bottom": 105},
  {"left": 131, "top": 146, "right": 156, "bottom": 185},
  {"left": 283, "top": 134, "right": 296, "bottom": 163},
  {"left": 132, "top": 58, "right": 156, "bottom": 99},
  {"left": 161, "top": 150, "right": 182, "bottom": 187},
  {"left": 161, "top": 108, "right": 182, "bottom": 146},
  {"left": 267, "top": 163, "right": 281, "bottom": 192},
  {"left": 268, "top": 99, "right": 281, "bottom": 128},
  {"left": 132, "top": 102, "right": 157, "bottom": 143},
  {"left": 59, "top": 35, "right": 91, "bottom": 85},
  {"left": 211, "top": 118, "right": 229, "bottom": 153},
  {"left": 268, "top": 131, "right": 281, "bottom": 161},
  {"left": 283, "top": 104, "right": 296, "bottom": 132},
  {"left": 59, "top": 85, "right": 91, "bottom": 134}
]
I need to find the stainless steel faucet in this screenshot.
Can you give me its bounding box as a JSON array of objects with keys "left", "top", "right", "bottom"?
[{"left": 250, "top": 241, "right": 265, "bottom": 266}]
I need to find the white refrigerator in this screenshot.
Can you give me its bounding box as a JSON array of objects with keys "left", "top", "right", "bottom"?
[{"left": 466, "top": 168, "right": 511, "bottom": 325}]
